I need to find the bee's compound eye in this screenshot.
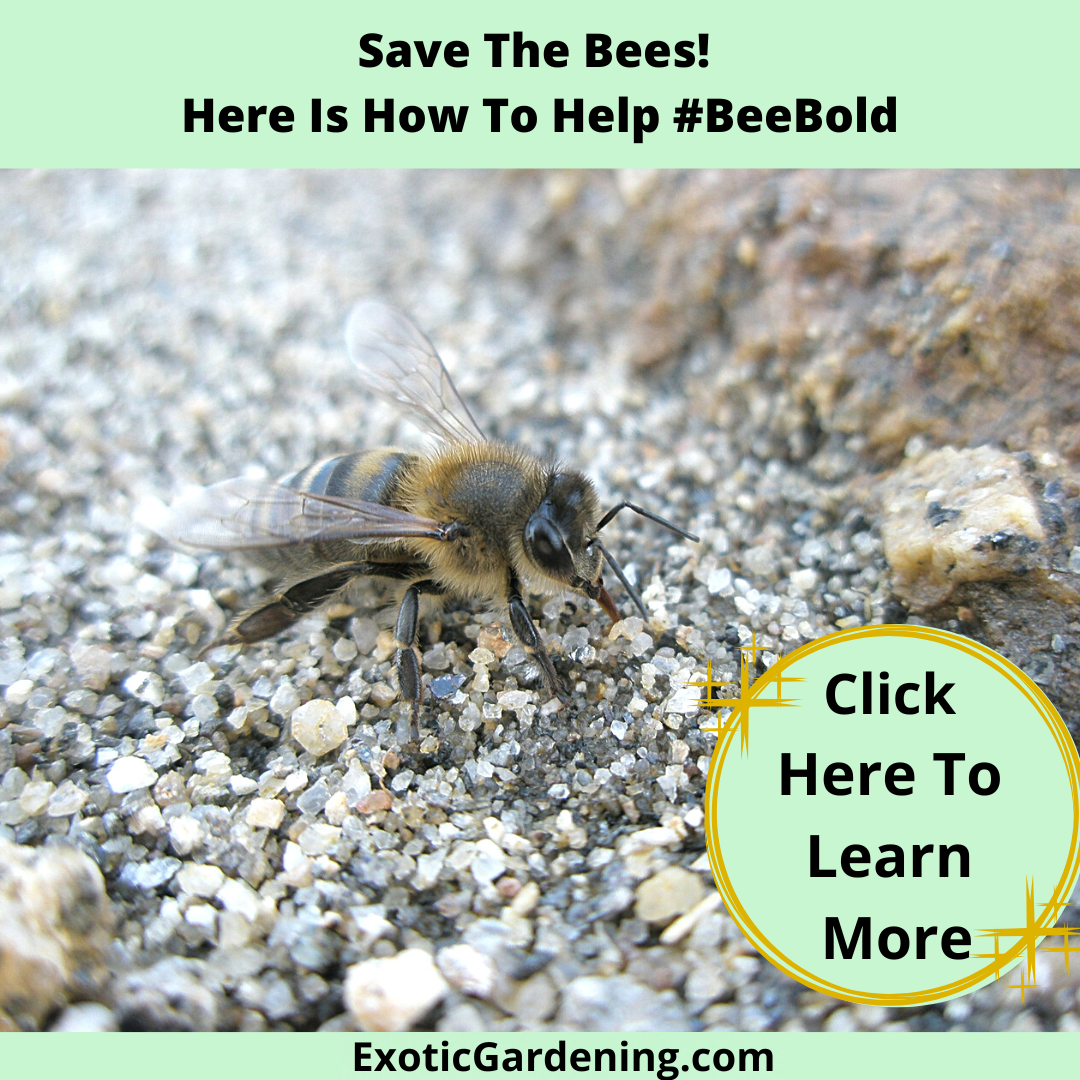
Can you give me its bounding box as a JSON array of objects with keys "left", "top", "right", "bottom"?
[{"left": 524, "top": 514, "right": 573, "bottom": 576}]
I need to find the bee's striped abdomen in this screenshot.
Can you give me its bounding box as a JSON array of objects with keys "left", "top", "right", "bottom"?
[{"left": 252, "top": 449, "right": 418, "bottom": 579}]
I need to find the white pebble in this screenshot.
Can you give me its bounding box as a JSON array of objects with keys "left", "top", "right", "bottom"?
[
  {"left": 290, "top": 699, "right": 348, "bottom": 757},
  {"left": 123, "top": 671, "right": 164, "bottom": 707},
  {"left": 106, "top": 755, "right": 158, "bottom": 793},
  {"left": 168, "top": 815, "right": 203, "bottom": 856},
  {"left": 247, "top": 798, "right": 285, "bottom": 830},
  {"left": 229, "top": 775, "right": 258, "bottom": 796},
  {"left": 4, "top": 679, "right": 33, "bottom": 706},
  {"left": 177, "top": 862, "right": 225, "bottom": 897},
  {"left": 437, "top": 943, "right": 496, "bottom": 998},
  {"left": 47, "top": 781, "right": 88, "bottom": 817},
  {"left": 216, "top": 877, "right": 260, "bottom": 921},
  {"left": 344, "top": 948, "right": 449, "bottom": 1032}
]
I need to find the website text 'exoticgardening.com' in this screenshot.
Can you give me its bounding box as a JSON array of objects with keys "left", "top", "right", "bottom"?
[{"left": 356, "top": 1041, "right": 774, "bottom": 1077}]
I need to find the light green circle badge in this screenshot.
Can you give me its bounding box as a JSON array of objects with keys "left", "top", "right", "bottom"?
[{"left": 703, "top": 626, "right": 1080, "bottom": 1005}]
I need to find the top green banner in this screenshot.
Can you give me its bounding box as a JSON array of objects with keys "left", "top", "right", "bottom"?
[{"left": 4, "top": 0, "right": 1077, "bottom": 167}]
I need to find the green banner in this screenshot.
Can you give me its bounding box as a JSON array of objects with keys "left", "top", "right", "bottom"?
[{"left": 3, "top": 0, "right": 1079, "bottom": 166}]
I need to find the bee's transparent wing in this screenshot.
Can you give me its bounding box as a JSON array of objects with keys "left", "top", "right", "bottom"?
[
  {"left": 345, "top": 300, "right": 486, "bottom": 444},
  {"left": 154, "top": 478, "right": 451, "bottom": 551}
]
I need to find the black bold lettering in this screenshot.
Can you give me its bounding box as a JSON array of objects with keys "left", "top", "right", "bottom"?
[
  {"left": 358, "top": 34, "right": 383, "bottom": 67},
  {"left": 781, "top": 752, "right": 816, "bottom": 795},
  {"left": 707, "top": 98, "right": 732, "bottom": 132},
  {"left": 184, "top": 98, "right": 214, "bottom": 132},
  {"left": 925, "top": 671, "right": 955, "bottom": 713},
  {"left": 826, "top": 672, "right": 856, "bottom": 713},
  {"left": 809, "top": 834, "right": 836, "bottom": 877},
  {"left": 554, "top": 98, "right": 584, "bottom": 132},
  {"left": 826, "top": 916, "right": 870, "bottom": 959},
  {"left": 585, "top": 34, "right": 612, "bottom": 66},
  {"left": 796, "top": 98, "right": 821, "bottom": 132}
]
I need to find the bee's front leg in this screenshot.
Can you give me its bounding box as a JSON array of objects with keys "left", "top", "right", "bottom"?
[
  {"left": 507, "top": 572, "right": 571, "bottom": 706},
  {"left": 394, "top": 579, "right": 444, "bottom": 736}
]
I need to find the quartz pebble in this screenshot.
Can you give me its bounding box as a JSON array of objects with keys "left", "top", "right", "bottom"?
[
  {"left": 0, "top": 839, "right": 113, "bottom": 1029},
  {"left": 437, "top": 943, "right": 496, "bottom": 999},
  {"left": 634, "top": 866, "right": 707, "bottom": 925},
  {"left": 176, "top": 863, "right": 225, "bottom": 897},
  {"left": 344, "top": 948, "right": 449, "bottom": 1032},
  {"left": 290, "top": 700, "right": 348, "bottom": 757},
  {"left": 106, "top": 756, "right": 158, "bottom": 793},
  {"left": 247, "top": 798, "right": 286, "bottom": 830}
]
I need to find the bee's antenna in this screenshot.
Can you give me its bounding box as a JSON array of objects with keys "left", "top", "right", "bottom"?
[
  {"left": 594, "top": 539, "right": 649, "bottom": 621},
  {"left": 596, "top": 501, "right": 700, "bottom": 543}
]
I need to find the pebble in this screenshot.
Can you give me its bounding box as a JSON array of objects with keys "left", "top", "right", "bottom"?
[
  {"left": 247, "top": 798, "right": 286, "bottom": 830},
  {"left": 557, "top": 975, "right": 690, "bottom": 1031},
  {"left": 344, "top": 948, "right": 450, "bottom": 1032},
  {"left": 0, "top": 838, "right": 114, "bottom": 1029},
  {"left": 269, "top": 681, "right": 301, "bottom": 717},
  {"left": 176, "top": 862, "right": 225, "bottom": 897},
  {"left": 123, "top": 671, "right": 165, "bottom": 707},
  {"left": 106, "top": 755, "right": 158, "bottom": 793},
  {"left": 634, "top": 866, "right": 707, "bottom": 924},
  {"left": 18, "top": 780, "right": 54, "bottom": 816},
  {"left": 46, "top": 781, "right": 87, "bottom": 817},
  {"left": 290, "top": 700, "right": 348, "bottom": 757},
  {"left": 118, "top": 857, "right": 180, "bottom": 891},
  {"left": 50, "top": 1002, "right": 119, "bottom": 1032},
  {"left": 437, "top": 943, "right": 496, "bottom": 998},
  {"left": 217, "top": 878, "right": 260, "bottom": 921}
]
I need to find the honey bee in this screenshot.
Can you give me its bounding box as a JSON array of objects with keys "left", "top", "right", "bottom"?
[{"left": 156, "top": 301, "right": 698, "bottom": 723}]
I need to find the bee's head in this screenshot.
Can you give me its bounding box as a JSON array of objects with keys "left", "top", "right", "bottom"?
[{"left": 522, "top": 470, "right": 609, "bottom": 604}]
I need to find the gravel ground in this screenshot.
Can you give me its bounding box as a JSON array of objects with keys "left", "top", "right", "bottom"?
[{"left": 1, "top": 170, "right": 1078, "bottom": 1031}]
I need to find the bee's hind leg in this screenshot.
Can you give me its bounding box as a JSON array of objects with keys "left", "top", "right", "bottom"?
[
  {"left": 394, "top": 579, "right": 445, "bottom": 738},
  {"left": 202, "top": 564, "right": 365, "bottom": 655},
  {"left": 507, "top": 571, "right": 571, "bottom": 706}
]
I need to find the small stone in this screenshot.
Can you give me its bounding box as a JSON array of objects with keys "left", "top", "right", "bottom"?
[
  {"left": 119, "top": 857, "right": 181, "bottom": 891},
  {"left": 50, "top": 1002, "right": 118, "bottom": 1032},
  {"left": 324, "top": 791, "right": 349, "bottom": 826},
  {"left": 470, "top": 839, "right": 507, "bottom": 886},
  {"left": 437, "top": 943, "right": 496, "bottom": 998},
  {"left": 176, "top": 862, "right": 225, "bottom": 898},
  {"left": 167, "top": 815, "right": 203, "bottom": 856},
  {"left": 247, "top": 798, "right": 285, "bottom": 830},
  {"left": 70, "top": 644, "right": 114, "bottom": 692},
  {"left": 298, "top": 823, "right": 341, "bottom": 856},
  {"left": 634, "top": 866, "right": 707, "bottom": 925},
  {"left": 123, "top": 671, "right": 165, "bottom": 707},
  {"left": 557, "top": 974, "right": 689, "bottom": 1031},
  {"left": 357, "top": 790, "right": 392, "bottom": 814},
  {"left": 18, "top": 780, "right": 55, "bottom": 816},
  {"left": 229, "top": 775, "right": 258, "bottom": 796},
  {"left": 881, "top": 446, "right": 1046, "bottom": 608},
  {"left": 344, "top": 948, "right": 449, "bottom": 1032},
  {"left": 5, "top": 680, "right": 33, "bottom": 706},
  {"left": 0, "top": 839, "right": 114, "bottom": 1029},
  {"left": 368, "top": 683, "right": 397, "bottom": 708},
  {"left": 217, "top": 877, "right": 260, "bottom": 921},
  {"left": 46, "top": 781, "right": 88, "bottom": 817},
  {"left": 106, "top": 756, "right": 158, "bottom": 794},
  {"left": 129, "top": 804, "right": 166, "bottom": 835},
  {"left": 269, "top": 681, "right": 301, "bottom": 717},
  {"left": 290, "top": 699, "right": 348, "bottom": 757},
  {"left": 177, "top": 662, "right": 214, "bottom": 694},
  {"left": 296, "top": 778, "right": 331, "bottom": 816}
]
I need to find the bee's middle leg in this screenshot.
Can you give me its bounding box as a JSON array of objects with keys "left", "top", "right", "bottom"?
[
  {"left": 394, "top": 579, "right": 445, "bottom": 731},
  {"left": 507, "top": 571, "right": 570, "bottom": 705}
]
